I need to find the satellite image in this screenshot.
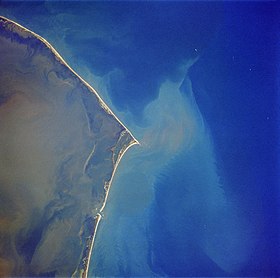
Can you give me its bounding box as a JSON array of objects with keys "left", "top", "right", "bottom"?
[{"left": 0, "top": 1, "right": 279, "bottom": 277}]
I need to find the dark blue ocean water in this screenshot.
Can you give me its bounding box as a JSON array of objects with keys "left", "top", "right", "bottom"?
[
  {"left": 1, "top": 1, "right": 279, "bottom": 276},
  {"left": 186, "top": 5, "right": 279, "bottom": 276},
  {"left": 149, "top": 3, "right": 280, "bottom": 277}
]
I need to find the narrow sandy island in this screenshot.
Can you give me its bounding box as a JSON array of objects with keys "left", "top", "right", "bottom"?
[{"left": 0, "top": 16, "right": 138, "bottom": 277}]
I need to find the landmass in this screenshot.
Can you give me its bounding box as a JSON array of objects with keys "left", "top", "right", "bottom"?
[{"left": 0, "top": 16, "right": 138, "bottom": 277}]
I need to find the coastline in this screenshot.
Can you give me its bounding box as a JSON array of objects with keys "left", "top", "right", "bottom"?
[
  {"left": 0, "top": 16, "right": 139, "bottom": 278},
  {"left": 83, "top": 140, "right": 139, "bottom": 278},
  {"left": 0, "top": 16, "right": 139, "bottom": 146}
]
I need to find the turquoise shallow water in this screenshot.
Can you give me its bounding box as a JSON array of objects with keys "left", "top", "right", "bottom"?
[
  {"left": 89, "top": 3, "right": 280, "bottom": 276},
  {"left": 0, "top": 2, "right": 279, "bottom": 277}
]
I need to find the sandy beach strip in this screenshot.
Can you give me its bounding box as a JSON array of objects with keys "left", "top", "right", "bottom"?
[
  {"left": 0, "top": 15, "right": 140, "bottom": 278},
  {"left": 0, "top": 16, "right": 139, "bottom": 146}
]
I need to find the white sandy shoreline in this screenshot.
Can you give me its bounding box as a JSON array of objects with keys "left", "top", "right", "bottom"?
[
  {"left": 0, "top": 15, "right": 139, "bottom": 146},
  {"left": 0, "top": 15, "right": 139, "bottom": 278},
  {"left": 84, "top": 140, "right": 139, "bottom": 278}
]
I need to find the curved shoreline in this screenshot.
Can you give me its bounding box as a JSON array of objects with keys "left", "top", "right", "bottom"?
[
  {"left": 0, "top": 15, "right": 139, "bottom": 146},
  {"left": 0, "top": 15, "right": 139, "bottom": 278},
  {"left": 84, "top": 140, "right": 139, "bottom": 278}
]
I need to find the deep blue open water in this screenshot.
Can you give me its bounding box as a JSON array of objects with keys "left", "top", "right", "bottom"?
[{"left": 1, "top": 1, "right": 279, "bottom": 277}]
